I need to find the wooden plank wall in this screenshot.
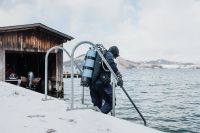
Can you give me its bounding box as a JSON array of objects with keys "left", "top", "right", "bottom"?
[
  {"left": 1, "top": 30, "right": 61, "bottom": 52},
  {"left": 0, "top": 30, "right": 65, "bottom": 87}
]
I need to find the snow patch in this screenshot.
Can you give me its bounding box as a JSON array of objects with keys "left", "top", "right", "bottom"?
[{"left": 0, "top": 81, "right": 163, "bottom": 133}]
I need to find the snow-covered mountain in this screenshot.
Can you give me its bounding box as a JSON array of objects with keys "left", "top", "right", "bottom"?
[
  {"left": 142, "top": 59, "right": 199, "bottom": 69},
  {"left": 63, "top": 55, "right": 200, "bottom": 71},
  {"left": 117, "top": 58, "right": 200, "bottom": 69}
]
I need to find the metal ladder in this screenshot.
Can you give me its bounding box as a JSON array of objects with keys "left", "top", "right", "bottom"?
[
  {"left": 43, "top": 45, "right": 82, "bottom": 100},
  {"left": 70, "top": 41, "right": 147, "bottom": 126},
  {"left": 43, "top": 42, "right": 146, "bottom": 126}
]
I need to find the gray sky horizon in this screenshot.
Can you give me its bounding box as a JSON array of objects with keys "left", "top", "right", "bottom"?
[{"left": 0, "top": 0, "right": 200, "bottom": 63}]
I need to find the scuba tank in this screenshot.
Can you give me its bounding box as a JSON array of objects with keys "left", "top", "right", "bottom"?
[
  {"left": 91, "top": 44, "right": 107, "bottom": 83},
  {"left": 81, "top": 44, "right": 107, "bottom": 87},
  {"left": 81, "top": 48, "right": 97, "bottom": 87}
]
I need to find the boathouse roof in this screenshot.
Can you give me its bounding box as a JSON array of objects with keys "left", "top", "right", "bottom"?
[{"left": 0, "top": 23, "right": 74, "bottom": 43}]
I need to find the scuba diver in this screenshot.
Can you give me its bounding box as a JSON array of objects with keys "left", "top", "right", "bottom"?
[{"left": 81, "top": 45, "right": 123, "bottom": 114}]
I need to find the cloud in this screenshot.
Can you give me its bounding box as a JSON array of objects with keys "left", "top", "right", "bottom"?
[
  {"left": 0, "top": 0, "right": 200, "bottom": 63},
  {"left": 135, "top": 0, "right": 200, "bottom": 62},
  {"left": 105, "top": 0, "right": 200, "bottom": 63}
]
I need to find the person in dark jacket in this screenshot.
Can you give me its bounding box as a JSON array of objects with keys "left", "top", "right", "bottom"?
[{"left": 89, "top": 46, "right": 123, "bottom": 114}]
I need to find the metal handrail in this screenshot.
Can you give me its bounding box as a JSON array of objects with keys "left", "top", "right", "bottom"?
[
  {"left": 70, "top": 41, "right": 147, "bottom": 126},
  {"left": 112, "top": 76, "right": 116, "bottom": 116},
  {"left": 44, "top": 46, "right": 81, "bottom": 100}
]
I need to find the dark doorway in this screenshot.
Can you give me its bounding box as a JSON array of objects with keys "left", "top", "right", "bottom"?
[{"left": 5, "top": 51, "right": 56, "bottom": 93}]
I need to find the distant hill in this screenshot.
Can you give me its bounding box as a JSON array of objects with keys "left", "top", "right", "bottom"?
[
  {"left": 63, "top": 55, "right": 200, "bottom": 72},
  {"left": 116, "top": 58, "right": 198, "bottom": 69},
  {"left": 63, "top": 54, "right": 84, "bottom": 67},
  {"left": 146, "top": 59, "right": 180, "bottom": 65},
  {"left": 115, "top": 57, "right": 141, "bottom": 69},
  {"left": 145, "top": 59, "right": 194, "bottom": 65}
]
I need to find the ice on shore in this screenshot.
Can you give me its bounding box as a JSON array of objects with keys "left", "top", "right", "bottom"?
[{"left": 0, "top": 81, "right": 163, "bottom": 133}]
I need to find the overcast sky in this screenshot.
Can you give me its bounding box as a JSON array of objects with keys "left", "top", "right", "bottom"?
[{"left": 0, "top": 0, "right": 200, "bottom": 63}]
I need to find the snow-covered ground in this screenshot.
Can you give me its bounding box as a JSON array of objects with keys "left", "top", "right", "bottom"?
[{"left": 0, "top": 81, "right": 163, "bottom": 133}]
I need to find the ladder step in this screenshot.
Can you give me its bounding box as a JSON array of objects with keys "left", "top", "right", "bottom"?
[{"left": 66, "top": 106, "right": 101, "bottom": 112}]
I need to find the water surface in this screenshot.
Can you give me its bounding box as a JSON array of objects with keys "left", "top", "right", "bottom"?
[{"left": 64, "top": 69, "right": 200, "bottom": 133}]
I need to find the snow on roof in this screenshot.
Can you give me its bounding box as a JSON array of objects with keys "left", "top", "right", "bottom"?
[{"left": 0, "top": 81, "right": 163, "bottom": 133}]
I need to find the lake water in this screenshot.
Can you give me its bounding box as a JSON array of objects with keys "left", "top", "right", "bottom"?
[{"left": 64, "top": 69, "right": 200, "bottom": 133}]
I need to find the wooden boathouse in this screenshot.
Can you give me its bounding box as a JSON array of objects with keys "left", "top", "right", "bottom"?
[{"left": 0, "top": 23, "right": 74, "bottom": 97}]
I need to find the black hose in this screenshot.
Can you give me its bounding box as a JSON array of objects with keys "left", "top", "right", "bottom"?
[{"left": 120, "top": 86, "right": 147, "bottom": 126}]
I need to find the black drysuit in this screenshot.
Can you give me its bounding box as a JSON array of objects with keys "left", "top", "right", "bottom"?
[{"left": 89, "top": 51, "right": 118, "bottom": 114}]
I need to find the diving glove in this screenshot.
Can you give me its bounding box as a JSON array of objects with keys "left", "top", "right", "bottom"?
[{"left": 116, "top": 71, "right": 123, "bottom": 87}]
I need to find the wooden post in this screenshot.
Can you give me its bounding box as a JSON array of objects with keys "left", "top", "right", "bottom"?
[
  {"left": 56, "top": 48, "right": 63, "bottom": 97},
  {"left": 0, "top": 44, "right": 2, "bottom": 81},
  {"left": 56, "top": 50, "right": 59, "bottom": 92},
  {"left": 60, "top": 47, "right": 63, "bottom": 93},
  {"left": 0, "top": 46, "right": 5, "bottom": 81}
]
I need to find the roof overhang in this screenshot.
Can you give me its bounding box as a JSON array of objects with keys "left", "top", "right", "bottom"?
[{"left": 0, "top": 23, "right": 74, "bottom": 43}]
